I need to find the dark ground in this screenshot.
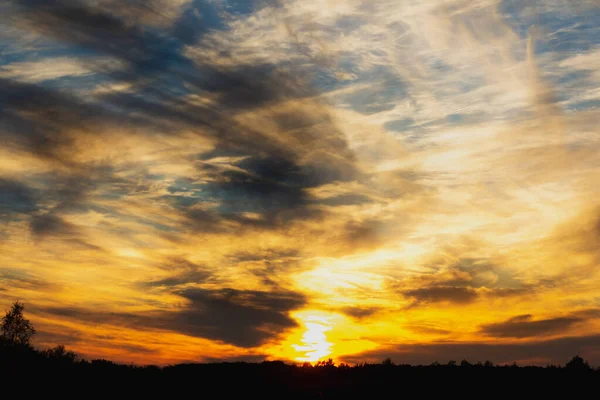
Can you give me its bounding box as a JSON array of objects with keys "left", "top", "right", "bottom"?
[{"left": 1, "top": 343, "right": 599, "bottom": 398}]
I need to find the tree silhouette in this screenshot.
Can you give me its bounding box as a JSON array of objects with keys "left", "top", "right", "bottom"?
[
  {"left": 565, "top": 355, "right": 591, "bottom": 370},
  {"left": 382, "top": 357, "right": 395, "bottom": 366},
  {"left": 316, "top": 358, "right": 335, "bottom": 368},
  {"left": 1, "top": 301, "right": 36, "bottom": 346}
]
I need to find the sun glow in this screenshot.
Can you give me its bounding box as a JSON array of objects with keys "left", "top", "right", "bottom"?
[{"left": 292, "top": 314, "right": 334, "bottom": 362}]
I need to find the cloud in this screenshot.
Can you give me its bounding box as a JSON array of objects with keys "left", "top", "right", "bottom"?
[
  {"left": 341, "top": 219, "right": 385, "bottom": 248},
  {"left": 141, "top": 258, "right": 213, "bottom": 288},
  {"left": 228, "top": 249, "right": 300, "bottom": 264},
  {"left": 480, "top": 314, "right": 583, "bottom": 338},
  {"left": 0, "top": 269, "right": 53, "bottom": 291},
  {"left": 405, "top": 324, "right": 451, "bottom": 336},
  {"left": 341, "top": 334, "right": 600, "bottom": 366},
  {"left": 4, "top": 0, "right": 360, "bottom": 234},
  {"left": 0, "top": 57, "right": 108, "bottom": 83},
  {"left": 403, "top": 286, "right": 478, "bottom": 305},
  {"left": 163, "top": 288, "right": 307, "bottom": 347},
  {"left": 340, "top": 306, "right": 381, "bottom": 320},
  {"left": 30, "top": 214, "right": 77, "bottom": 238},
  {"left": 0, "top": 78, "right": 110, "bottom": 163},
  {"left": 235, "top": 253, "right": 303, "bottom": 288},
  {"left": 40, "top": 288, "right": 307, "bottom": 348},
  {"left": 0, "top": 178, "right": 38, "bottom": 218},
  {"left": 198, "top": 155, "right": 324, "bottom": 226},
  {"left": 313, "top": 193, "right": 373, "bottom": 207},
  {"left": 34, "top": 326, "right": 83, "bottom": 348},
  {"left": 389, "top": 254, "right": 544, "bottom": 309},
  {"left": 10, "top": 0, "right": 187, "bottom": 76}
]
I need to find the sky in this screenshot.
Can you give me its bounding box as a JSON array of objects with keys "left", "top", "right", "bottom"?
[{"left": 1, "top": 0, "right": 599, "bottom": 366}]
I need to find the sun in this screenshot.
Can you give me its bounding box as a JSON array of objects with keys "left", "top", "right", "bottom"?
[{"left": 292, "top": 314, "right": 334, "bottom": 362}]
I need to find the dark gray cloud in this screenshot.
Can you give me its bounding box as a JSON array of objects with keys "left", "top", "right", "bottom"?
[
  {"left": 480, "top": 314, "right": 583, "bottom": 338},
  {"left": 393, "top": 257, "right": 544, "bottom": 308},
  {"left": 204, "top": 155, "right": 319, "bottom": 221},
  {"left": 405, "top": 324, "right": 451, "bottom": 336},
  {"left": 341, "top": 335, "right": 600, "bottom": 366},
  {"left": 485, "top": 287, "right": 533, "bottom": 298},
  {"left": 34, "top": 326, "right": 83, "bottom": 348},
  {"left": 114, "top": 343, "right": 159, "bottom": 355},
  {"left": 168, "top": 288, "right": 306, "bottom": 347},
  {"left": 12, "top": 0, "right": 189, "bottom": 79},
  {"left": 189, "top": 145, "right": 358, "bottom": 230},
  {"left": 0, "top": 79, "right": 75, "bottom": 161},
  {"left": 141, "top": 258, "right": 213, "bottom": 288},
  {"left": 144, "top": 273, "right": 213, "bottom": 289},
  {"left": 0, "top": 179, "right": 38, "bottom": 218},
  {"left": 28, "top": 212, "right": 104, "bottom": 250},
  {"left": 228, "top": 249, "right": 300, "bottom": 264},
  {"left": 0, "top": 269, "right": 53, "bottom": 291},
  {"left": 39, "top": 287, "right": 307, "bottom": 348},
  {"left": 173, "top": 148, "right": 355, "bottom": 232},
  {"left": 403, "top": 286, "right": 478, "bottom": 305},
  {"left": 342, "top": 219, "right": 385, "bottom": 249},
  {"left": 30, "top": 214, "right": 76, "bottom": 238},
  {"left": 340, "top": 306, "right": 381, "bottom": 320},
  {"left": 314, "top": 193, "right": 373, "bottom": 207},
  {"left": 572, "top": 308, "right": 600, "bottom": 319},
  {"left": 224, "top": 249, "right": 302, "bottom": 287},
  {"left": 0, "top": 74, "right": 179, "bottom": 170},
  {"left": 139, "top": 249, "right": 299, "bottom": 292}
]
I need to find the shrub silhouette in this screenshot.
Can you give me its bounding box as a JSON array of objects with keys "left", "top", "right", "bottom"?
[{"left": 41, "top": 345, "right": 78, "bottom": 363}]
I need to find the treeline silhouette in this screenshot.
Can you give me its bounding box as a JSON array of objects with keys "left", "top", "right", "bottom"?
[{"left": 2, "top": 302, "right": 598, "bottom": 397}]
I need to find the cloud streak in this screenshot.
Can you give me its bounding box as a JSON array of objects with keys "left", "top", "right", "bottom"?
[{"left": 480, "top": 314, "right": 583, "bottom": 338}]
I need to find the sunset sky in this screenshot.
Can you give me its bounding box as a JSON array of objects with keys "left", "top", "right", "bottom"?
[{"left": 1, "top": 0, "right": 600, "bottom": 366}]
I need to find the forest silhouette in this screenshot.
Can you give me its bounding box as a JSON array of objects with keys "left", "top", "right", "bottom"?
[{"left": 1, "top": 301, "right": 598, "bottom": 397}]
